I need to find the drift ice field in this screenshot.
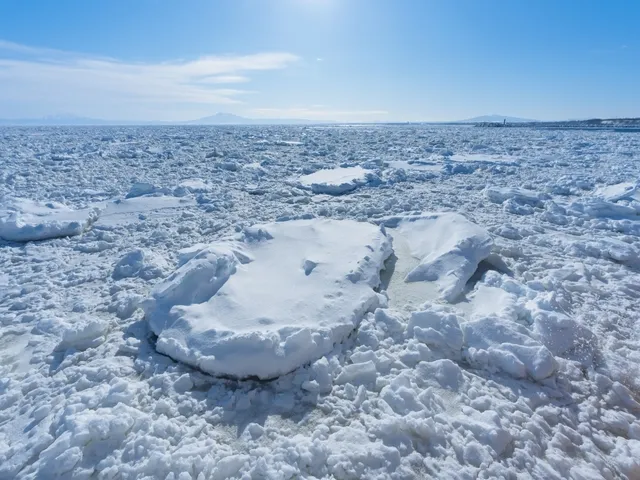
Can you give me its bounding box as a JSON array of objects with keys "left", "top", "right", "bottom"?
[{"left": 1, "top": 124, "right": 639, "bottom": 479}]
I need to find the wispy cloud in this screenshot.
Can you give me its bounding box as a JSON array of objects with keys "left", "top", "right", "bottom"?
[
  {"left": 0, "top": 40, "right": 298, "bottom": 119},
  {"left": 251, "top": 107, "right": 388, "bottom": 121},
  {"left": 197, "top": 75, "right": 251, "bottom": 84}
]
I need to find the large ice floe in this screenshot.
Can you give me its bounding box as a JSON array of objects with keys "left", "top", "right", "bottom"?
[
  {"left": 144, "top": 219, "right": 392, "bottom": 379},
  {"left": 0, "top": 197, "right": 99, "bottom": 242},
  {"left": 299, "top": 166, "right": 373, "bottom": 194}
]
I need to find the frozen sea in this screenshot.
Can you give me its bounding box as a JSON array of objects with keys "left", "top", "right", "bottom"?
[{"left": 1, "top": 124, "right": 639, "bottom": 479}]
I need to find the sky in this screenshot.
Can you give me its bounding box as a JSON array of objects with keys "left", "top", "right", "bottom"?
[{"left": 0, "top": 0, "right": 638, "bottom": 122}]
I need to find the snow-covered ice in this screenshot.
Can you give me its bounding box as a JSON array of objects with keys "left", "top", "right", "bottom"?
[
  {"left": 594, "top": 181, "right": 640, "bottom": 202},
  {"left": 144, "top": 219, "right": 391, "bottom": 379},
  {"left": 1, "top": 125, "right": 640, "bottom": 479},
  {"left": 299, "top": 166, "right": 373, "bottom": 194},
  {"left": 0, "top": 198, "right": 99, "bottom": 242},
  {"left": 381, "top": 213, "right": 493, "bottom": 302}
]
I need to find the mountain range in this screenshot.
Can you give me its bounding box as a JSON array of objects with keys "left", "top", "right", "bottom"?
[
  {"left": 0, "top": 113, "right": 325, "bottom": 126},
  {"left": 456, "top": 115, "right": 539, "bottom": 123},
  {"left": 0, "top": 112, "right": 543, "bottom": 126}
]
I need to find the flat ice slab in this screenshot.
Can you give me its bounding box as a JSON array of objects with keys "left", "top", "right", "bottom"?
[
  {"left": 485, "top": 187, "right": 547, "bottom": 206},
  {"left": 381, "top": 213, "right": 493, "bottom": 302},
  {"left": 0, "top": 198, "right": 99, "bottom": 242},
  {"left": 299, "top": 166, "right": 371, "bottom": 194},
  {"left": 143, "top": 219, "right": 392, "bottom": 379},
  {"left": 447, "top": 153, "right": 517, "bottom": 164},
  {"left": 593, "top": 182, "right": 640, "bottom": 202},
  {"left": 95, "top": 196, "right": 196, "bottom": 227}
]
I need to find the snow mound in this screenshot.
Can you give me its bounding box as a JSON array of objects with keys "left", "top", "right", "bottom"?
[
  {"left": 143, "top": 219, "right": 392, "bottom": 379},
  {"left": 381, "top": 213, "right": 494, "bottom": 302},
  {"left": 593, "top": 182, "right": 640, "bottom": 203},
  {"left": 0, "top": 198, "right": 99, "bottom": 242},
  {"left": 485, "top": 187, "right": 548, "bottom": 206},
  {"left": 299, "top": 166, "right": 373, "bottom": 195}
]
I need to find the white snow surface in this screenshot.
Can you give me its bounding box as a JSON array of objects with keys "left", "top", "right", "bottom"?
[
  {"left": 1, "top": 125, "right": 640, "bottom": 479},
  {"left": 144, "top": 219, "right": 392, "bottom": 379}
]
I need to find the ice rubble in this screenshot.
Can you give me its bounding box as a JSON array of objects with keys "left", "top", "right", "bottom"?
[
  {"left": 144, "top": 219, "right": 392, "bottom": 379},
  {"left": 299, "top": 166, "right": 373, "bottom": 194},
  {"left": 0, "top": 198, "right": 99, "bottom": 242}
]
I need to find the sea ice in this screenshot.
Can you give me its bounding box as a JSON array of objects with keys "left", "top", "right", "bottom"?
[{"left": 2, "top": 125, "right": 639, "bottom": 479}]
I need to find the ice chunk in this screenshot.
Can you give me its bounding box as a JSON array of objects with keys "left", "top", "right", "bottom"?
[
  {"left": 381, "top": 213, "right": 493, "bottom": 302},
  {"left": 532, "top": 310, "right": 596, "bottom": 365},
  {"left": 335, "top": 361, "right": 378, "bottom": 386},
  {"left": 462, "top": 317, "right": 558, "bottom": 381},
  {"left": 447, "top": 153, "right": 518, "bottom": 165},
  {"left": 173, "top": 178, "right": 212, "bottom": 196},
  {"left": 126, "top": 182, "right": 158, "bottom": 198},
  {"left": 112, "top": 249, "right": 169, "bottom": 280},
  {"left": 568, "top": 198, "right": 638, "bottom": 218},
  {"left": 593, "top": 182, "right": 640, "bottom": 203},
  {"left": 485, "top": 187, "right": 548, "bottom": 206},
  {"left": 299, "top": 166, "right": 373, "bottom": 195},
  {"left": 407, "top": 306, "right": 463, "bottom": 355},
  {"left": 0, "top": 198, "right": 99, "bottom": 242},
  {"left": 143, "top": 219, "right": 392, "bottom": 379}
]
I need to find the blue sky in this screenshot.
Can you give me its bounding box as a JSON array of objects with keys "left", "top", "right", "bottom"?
[{"left": 0, "top": 0, "right": 637, "bottom": 122}]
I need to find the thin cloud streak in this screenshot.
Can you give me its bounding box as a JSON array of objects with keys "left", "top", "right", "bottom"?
[
  {"left": 251, "top": 107, "right": 388, "bottom": 120},
  {"left": 0, "top": 40, "right": 298, "bottom": 118}
]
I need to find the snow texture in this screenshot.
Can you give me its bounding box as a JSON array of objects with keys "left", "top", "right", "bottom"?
[{"left": 144, "top": 219, "right": 392, "bottom": 379}]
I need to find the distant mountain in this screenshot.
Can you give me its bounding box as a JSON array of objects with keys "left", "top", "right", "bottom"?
[
  {"left": 0, "top": 112, "right": 324, "bottom": 126},
  {"left": 186, "top": 113, "right": 253, "bottom": 125},
  {"left": 457, "top": 115, "right": 539, "bottom": 123}
]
